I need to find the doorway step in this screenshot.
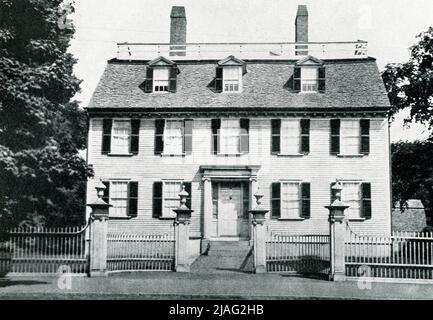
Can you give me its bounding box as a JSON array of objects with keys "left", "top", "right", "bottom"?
[{"left": 190, "top": 241, "right": 254, "bottom": 274}]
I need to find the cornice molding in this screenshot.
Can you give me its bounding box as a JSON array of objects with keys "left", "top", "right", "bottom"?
[{"left": 86, "top": 107, "right": 389, "bottom": 119}]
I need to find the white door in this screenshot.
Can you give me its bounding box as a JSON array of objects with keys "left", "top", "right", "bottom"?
[{"left": 217, "top": 182, "right": 249, "bottom": 238}]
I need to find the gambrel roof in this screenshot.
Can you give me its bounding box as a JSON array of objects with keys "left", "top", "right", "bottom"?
[{"left": 87, "top": 58, "right": 391, "bottom": 110}]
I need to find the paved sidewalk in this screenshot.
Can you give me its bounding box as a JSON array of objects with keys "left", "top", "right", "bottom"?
[{"left": 1, "top": 272, "right": 433, "bottom": 300}]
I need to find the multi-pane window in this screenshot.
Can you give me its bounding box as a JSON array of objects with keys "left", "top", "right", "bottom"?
[
  {"left": 281, "top": 182, "right": 301, "bottom": 219},
  {"left": 281, "top": 120, "right": 301, "bottom": 154},
  {"left": 153, "top": 68, "right": 169, "bottom": 92},
  {"left": 111, "top": 120, "right": 131, "bottom": 154},
  {"left": 341, "top": 182, "right": 361, "bottom": 218},
  {"left": 223, "top": 67, "right": 241, "bottom": 92},
  {"left": 341, "top": 120, "right": 360, "bottom": 155},
  {"left": 164, "top": 120, "right": 184, "bottom": 154},
  {"left": 301, "top": 67, "right": 318, "bottom": 92},
  {"left": 220, "top": 119, "right": 241, "bottom": 154},
  {"left": 110, "top": 181, "right": 129, "bottom": 217},
  {"left": 163, "top": 181, "right": 182, "bottom": 218}
]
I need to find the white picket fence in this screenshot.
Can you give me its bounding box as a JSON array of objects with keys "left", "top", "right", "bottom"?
[
  {"left": 266, "top": 233, "right": 330, "bottom": 277},
  {"left": 106, "top": 233, "right": 175, "bottom": 272},
  {"left": 345, "top": 230, "right": 433, "bottom": 280},
  {"left": 0, "top": 226, "right": 89, "bottom": 275}
]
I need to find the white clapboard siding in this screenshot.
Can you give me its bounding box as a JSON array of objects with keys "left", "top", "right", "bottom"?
[{"left": 86, "top": 117, "right": 391, "bottom": 237}]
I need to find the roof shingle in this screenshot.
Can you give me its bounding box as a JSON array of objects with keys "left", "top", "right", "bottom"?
[{"left": 87, "top": 59, "right": 390, "bottom": 110}]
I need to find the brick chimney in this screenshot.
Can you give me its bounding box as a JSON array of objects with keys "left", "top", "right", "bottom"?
[
  {"left": 295, "top": 5, "right": 308, "bottom": 43},
  {"left": 170, "top": 6, "right": 186, "bottom": 56}
]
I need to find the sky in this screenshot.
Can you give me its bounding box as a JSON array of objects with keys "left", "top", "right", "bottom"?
[{"left": 68, "top": 0, "right": 433, "bottom": 142}]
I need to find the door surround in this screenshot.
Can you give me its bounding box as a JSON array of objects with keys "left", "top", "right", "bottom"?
[{"left": 201, "top": 165, "right": 261, "bottom": 240}]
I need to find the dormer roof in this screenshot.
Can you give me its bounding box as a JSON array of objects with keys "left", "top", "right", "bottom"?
[
  {"left": 218, "top": 56, "right": 247, "bottom": 74},
  {"left": 147, "top": 56, "right": 177, "bottom": 67},
  {"left": 295, "top": 55, "right": 324, "bottom": 66}
]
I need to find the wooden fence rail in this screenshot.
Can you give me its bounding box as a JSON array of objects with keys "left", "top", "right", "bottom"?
[
  {"left": 266, "top": 233, "right": 330, "bottom": 277},
  {"left": 345, "top": 230, "right": 433, "bottom": 280},
  {"left": 106, "top": 233, "right": 175, "bottom": 272},
  {"left": 0, "top": 226, "right": 88, "bottom": 275}
]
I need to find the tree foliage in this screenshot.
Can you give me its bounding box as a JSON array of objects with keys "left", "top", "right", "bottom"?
[
  {"left": 382, "top": 27, "right": 433, "bottom": 133},
  {"left": 0, "top": 0, "right": 93, "bottom": 230},
  {"left": 391, "top": 141, "right": 433, "bottom": 219}
]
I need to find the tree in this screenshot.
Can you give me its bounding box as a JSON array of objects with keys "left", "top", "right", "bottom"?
[
  {"left": 0, "top": 0, "right": 93, "bottom": 230},
  {"left": 391, "top": 141, "right": 433, "bottom": 222},
  {"left": 382, "top": 27, "right": 433, "bottom": 134}
]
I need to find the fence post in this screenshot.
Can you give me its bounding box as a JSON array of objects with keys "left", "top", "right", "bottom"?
[
  {"left": 87, "top": 180, "right": 112, "bottom": 277},
  {"left": 249, "top": 191, "right": 269, "bottom": 274},
  {"left": 325, "top": 181, "right": 349, "bottom": 282},
  {"left": 173, "top": 185, "right": 193, "bottom": 272}
]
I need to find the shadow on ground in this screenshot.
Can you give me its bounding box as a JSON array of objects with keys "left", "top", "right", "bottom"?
[{"left": 0, "top": 278, "right": 48, "bottom": 288}]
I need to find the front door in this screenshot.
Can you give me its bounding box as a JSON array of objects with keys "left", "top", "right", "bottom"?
[{"left": 217, "top": 182, "right": 249, "bottom": 238}]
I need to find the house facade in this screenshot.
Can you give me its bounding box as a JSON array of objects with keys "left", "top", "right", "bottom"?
[{"left": 85, "top": 6, "right": 392, "bottom": 252}]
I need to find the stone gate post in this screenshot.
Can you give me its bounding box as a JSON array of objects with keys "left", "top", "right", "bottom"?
[
  {"left": 87, "top": 179, "right": 111, "bottom": 277},
  {"left": 173, "top": 185, "right": 193, "bottom": 272},
  {"left": 325, "top": 181, "right": 349, "bottom": 282},
  {"left": 249, "top": 191, "right": 269, "bottom": 274}
]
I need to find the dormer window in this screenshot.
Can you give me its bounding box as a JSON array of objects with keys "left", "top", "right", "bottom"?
[
  {"left": 293, "top": 56, "right": 325, "bottom": 93},
  {"left": 215, "top": 56, "right": 246, "bottom": 93},
  {"left": 153, "top": 68, "right": 170, "bottom": 92},
  {"left": 300, "top": 67, "right": 318, "bottom": 92},
  {"left": 223, "top": 66, "right": 242, "bottom": 92},
  {"left": 143, "top": 56, "right": 178, "bottom": 93}
]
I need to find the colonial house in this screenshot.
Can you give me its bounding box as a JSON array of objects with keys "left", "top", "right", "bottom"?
[{"left": 85, "top": 5, "right": 392, "bottom": 258}]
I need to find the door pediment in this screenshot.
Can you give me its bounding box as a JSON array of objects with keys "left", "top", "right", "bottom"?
[{"left": 201, "top": 165, "right": 260, "bottom": 181}]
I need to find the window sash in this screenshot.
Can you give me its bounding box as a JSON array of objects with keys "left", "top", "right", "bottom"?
[
  {"left": 341, "top": 182, "right": 361, "bottom": 218},
  {"left": 223, "top": 67, "right": 241, "bottom": 92},
  {"left": 341, "top": 120, "right": 361, "bottom": 155},
  {"left": 163, "top": 120, "right": 184, "bottom": 154},
  {"left": 280, "top": 120, "right": 301, "bottom": 154},
  {"left": 111, "top": 120, "right": 131, "bottom": 154},
  {"left": 280, "top": 182, "right": 300, "bottom": 219},
  {"left": 301, "top": 67, "right": 319, "bottom": 92},
  {"left": 110, "top": 181, "right": 129, "bottom": 217},
  {"left": 153, "top": 68, "right": 169, "bottom": 92},
  {"left": 163, "top": 181, "right": 182, "bottom": 218},
  {"left": 220, "top": 119, "right": 241, "bottom": 154}
]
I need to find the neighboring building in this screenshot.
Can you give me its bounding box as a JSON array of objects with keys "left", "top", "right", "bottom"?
[
  {"left": 392, "top": 200, "right": 427, "bottom": 232},
  {"left": 85, "top": 5, "right": 392, "bottom": 256}
]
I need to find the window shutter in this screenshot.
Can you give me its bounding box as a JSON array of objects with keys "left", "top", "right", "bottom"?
[
  {"left": 102, "top": 181, "right": 110, "bottom": 204},
  {"left": 211, "top": 119, "right": 221, "bottom": 154},
  {"left": 102, "top": 119, "right": 112, "bottom": 154},
  {"left": 152, "top": 182, "right": 163, "bottom": 218},
  {"left": 240, "top": 118, "right": 249, "bottom": 154},
  {"left": 184, "top": 182, "right": 192, "bottom": 209},
  {"left": 293, "top": 67, "right": 301, "bottom": 92},
  {"left": 360, "top": 119, "right": 370, "bottom": 155},
  {"left": 183, "top": 119, "right": 193, "bottom": 154},
  {"left": 300, "top": 119, "right": 310, "bottom": 154},
  {"left": 271, "top": 182, "right": 281, "bottom": 218},
  {"left": 318, "top": 66, "right": 326, "bottom": 93},
  {"left": 144, "top": 67, "right": 153, "bottom": 93},
  {"left": 169, "top": 66, "right": 178, "bottom": 93},
  {"left": 330, "top": 119, "right": 340, "bottom": 155},
  {"left": 154, "top": 119, "right": 165, "bottom": 155},
  {"left": 215, "top": 66, "right": 223, "bottom": 93},
  {"left": 128, "top": 182, "right": 138, "bottom": 217},
  {"left": 130, "top": 119, "right": 140, "bottom": 155},
  {"left": 271, "top": 119, "right": 281, "bottom": 154},
  {"left": 361, "top": 183, "right": 372, "bottom": 219},
  {"left": 301, "top": 183, "right": 311, "bottom": 219}
]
